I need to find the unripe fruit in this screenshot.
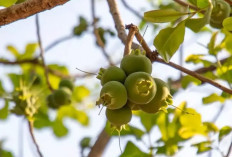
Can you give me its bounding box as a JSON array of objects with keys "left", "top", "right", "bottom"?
[
  {"left": 52, "top": 87, "right": 71, "bottom": 107},
  {"left": 46, "top": 94, "right": 58, "bottom": 109},
  {"left": 97, "top": 66, "right": 126, "bottom": 85},
  {"left": 210, "top": 0, "right": 231, "bottom": 29},
  {"left": 59, "top": 79, "right": 74, "bottom": 91},
  {"left": 140, "top": 78, "right": 173, "bottom": 114},
  {"left": 124, "top": 72, "right": 156, "bottom": 104},
  {"left": 127, "top": 101, "right": 140, "bottom": 110},
  {"left": 106, "top": 105, "right": 132, "bottom": 127},
  {"left": 120, "top": 49, "right": 152, "bottom": 75},
  {"left": 96, "top": 81, "right": 127, "bottom": 109}
]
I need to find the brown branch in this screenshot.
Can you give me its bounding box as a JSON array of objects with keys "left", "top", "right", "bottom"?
[
  {"left": 0, "top": 0, "right": 70, "bottom": 26},
  {"left": 126, "top": 24, "right": 232, "bottom": 95},
  {"left": 91, "top": 0, "right": 114, "bottom": 66},
  {"left": 36, "top": 14, "right": 53, "bottom": 91},
  {"left": 106, "top": 0, "right": 141, "bottom": 50},
  {"left": 173, "top": 0, "right": 200, "bottom": 11},
  {"left": 28, "top": 120, "right": 43, "bottom": 157},
  {"left": 87, "top": 128, "right": 111, "bottom": 157},
  {"left": 226, "top": 141, "right": 232, "bottom": 157},
  {"left": 124, "top": 24, "right": 136, "bottom": 56}
]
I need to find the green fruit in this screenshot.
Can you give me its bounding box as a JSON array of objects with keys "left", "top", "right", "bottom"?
[
  {"left": 127, "top": 101, "right": 140, "bottom": 110},
  {"left": 106, "top": 105, "right": 132, "bottom": 127},
  {"left": 96, "top": 81, "right": 127, "bottom": 109},
  {"left": 210, "top": 0, "right": 231, "bottom": 29},
  {"left": 46, "top": 94, "right": 58, "bottom": 109},
  {"left": 52, "top": 88, "right": 71, "bottom": 107},
  {"left": 140, "top": 78, "right": 173, "bottom": 114},
  {"left": 59, "top": 79, "right": 74, "bottom": 91},
  {"left": 97, "top": 66, "right": 126, "bottom": 85},
  {"left": 124, "top": 72, "right": 156, "bottom": 104},
  {"left": 120, "top": 49, "right": 152, "bottom": 75}
]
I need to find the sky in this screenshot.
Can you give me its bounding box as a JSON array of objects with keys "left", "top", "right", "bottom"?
[{"left": 0, "top": 0, "right": 232, "bottom": 157}]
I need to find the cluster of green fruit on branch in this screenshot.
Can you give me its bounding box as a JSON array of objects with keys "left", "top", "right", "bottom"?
[{"left": 96, "top": 49, "right": 173, "bottom": 130}]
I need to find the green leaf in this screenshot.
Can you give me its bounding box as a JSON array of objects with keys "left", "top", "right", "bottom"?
[
  {"left": 202, "top": 93, "right": 225, "bottom": 104},
  {"left": 120, "top": 141, "right": 150, "bottom": 157},
  {"left": 185, "top": 54, "right": 212, "bottom": 67},
  {"left": 8, "top": 73, "right": 21, "bottom": 89},
  {"left": 0, "top": 80, "right": 5, "bottom": 96},
  {"left": 34, "top": 111, "right": 52, "bottom": 129},
  {"left": 197, "top": 0, "right": 209, "bottom": 8},
  {"left": 7, "top": 45, "right": 19, "bottom": 58},
  {"left": 0, "top": 0, "right": 17, "bottom": 7},
  {"left": 18, "top": 43, "right": 38, "bottom": 60},
  {"left": 139, "top": 111, "right": 158, "bottom": 133},
  {"left": 207, "top": 32, "right": 219, "bottom": 56},
  {"left": 203, "top": 122, "right": 219, "bottom": 133},
  {"left": 219, "top": 126, "right": 232, "bottom": 141},
  {"left": 157, "top": 112, "right": 169, "bottom": 141},
  {"left": 186, "top": 6, "right": 212, "bottom": 32},
  {"left": 73, "top": 16, "right": 88, "bottom": 36},
  {"left": 181, "top": 75, "right": 201, "bottom": 89},
  {"left": 154, "top": 20, "right": 185, "bottom": 62},
  {"left": 192, "top": 141, "right": 212, "bottom": 154},
  {"left": 57, "top": 105, "right": 89, "bottom": 126},
  {"left": 0, "top": 101, "right": 9, "bottom": 120},
  {"left": 52, "top": 119, "right": 68, "bottom": 137},
  {"left": 105, "top": 122, "right": 145, "bottom": 139},
  {"left": 73, "top": 86, "right": 90, "bottom": 102},
  {"left": 80, "top": 137, "right": 91, "bottom": 148},
  {"left": 144, "top": 9, "right": 189, "bottom": 23},
  {"left": 223, "top": 17, "right": 232, "bottom": 31},
  {"left": 0, "top": 150, "right": 14, "bottom": 157}
]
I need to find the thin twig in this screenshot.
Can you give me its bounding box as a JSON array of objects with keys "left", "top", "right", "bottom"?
[
  {"left": 45, "top": 35, "right": 74, "bottom": 52},
  {"left": 124, "top": 24, "right": 136, "bottom": 56},
  {"left": 106, "top": 0, "right": 141, "bottom": 50},
  {"left": 226, "top": 141, "right": 232, "bottom": 157},
  {"left": 127, "top": 24, "right": 232, "bottom": 95},
  {"left": 35, "top": 14, "right": 53, "bottom": 91},
  {"left": 173, "top": 0, "right": 200, "bottom": 11},
  {"left": 91, "top": 0, "right": 114, "bottom": 65},
  {"left": 121, "top": 0, "right": 144, "bottom": 19},
  {"left": 28, "top": 120, "right": 43, "bottom": 157}
]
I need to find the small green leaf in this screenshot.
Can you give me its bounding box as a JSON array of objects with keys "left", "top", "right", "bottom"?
[
  {"left": 192, "top": 141, "right": 212, "bottom": 154},
  {"left": 120, "top": 141, "right": 150, "bottom": 157},
  {"left": 202, "top": 93, "right": 225, "bottom": 104},
  {"left": 154, "top": 21, "right": 185, "bottom": 62},
  {"left": 203, "top": 122, "right": 219, "bottom": 133},
  {"left": 207, "top": 32, "right": 219, "bottom": 56},
  {"left": 157, "top": 112, "right": 169, "bottom": 141},
  {"left": 0, "top": 0, "right": 17, "bottom": 7},
  {"left": 139, "top": 111, "right": 158, "bottom": 133},
  {"left": 0, "top": 150, "right": 14, "bottom": 157},
  {"left": 0, "top": 80, "right": 5, "bottom": 96},
  {"left": 18, "top": 43, "right": 38, "bottom": 60},
  {"left": 219, "top": 126, "right": 232, "bottom": 141},
  {"left": 197, "top": 0, "right": 209, "bottom": 8},
  {"left": 181, "top": 75, "right": 201, "bottom": 89},
  {"left": 144, "top": 9, "right": 189, "bottom": 23},
  {"left": 185, "top": 54, "right": 212, "bottom": 67},
  {"left": 223, "top": 17, "right": 232, "bottom": 31},
  {"left": 73, "top": 86, "right": 90, "bottom": 102},
  {"left": 0, "top": 100, "right": 9, "bottom": 120},
  {"left": 73, "top": 16, "right": 88, "bottom": 36},
  {"left": 52, "top": 119, "right": 68, "bottom": 137},
  {"left": 7, "top": 45, "right": 19, "bottom": 58},
  {"left": 80, "top": 137, "right": 91, "bottom": 148},
  {"left": 186, "top": 5, "right": 212, "bottom": 32}
]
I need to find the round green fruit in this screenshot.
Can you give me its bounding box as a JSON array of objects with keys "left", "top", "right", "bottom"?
[
  {"left": 106, "top": 105, "right": 132, "bottom": 127},
  {"left": 59, "top": 79, "right": 74, "bottom": 91},
  {"left": 127, "top": 101, "right": 140, "bottom": 110},
  {"left": 140, "top": 78, "right": 173, "bottom": 114},
  {"left": 124, "top": 72, "right": 156, "bottom": 104},
  {"left": 210, "top": 0, "right": 231, "bottom": 29},
  {"left": 96, "top": 81, "right": 127, "bottom": 109},
  {"left": 46, "top": 94, "right": 58, "bottom": 109},
  {"left": 52, "top": 88, "right": 71, "bottom": 107},
  {"left": 120, "top": 49, "right": 152, "bottom": 75},
  {"left": 97, "top": 66, "right": 126, "bottom": 85}
]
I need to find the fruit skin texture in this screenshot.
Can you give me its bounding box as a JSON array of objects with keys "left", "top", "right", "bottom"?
[
  {"left": 97, "top": 66, "right": 126, "bottom": 85},
  {"left": 97, "top": 81, "right": 127, "bottom": 109},
  {"left": 106, "top": 105, "right": 132, "bottom": 127},
  {"left": 47, "top": 94, "right": 58, "bottom": 109},
  {"left": 140, "top": 78, "right": 173, "bottom": 114},
  {"left": 52, "top": 87, "right": 71, "bottom": 107},
  {"left": 124, "top": 72, "right": 157, "bottom": 104},
  {"left": 120, "top": 49, "right": 152, "bottom": 75},
  {"left": 59, "top": 79, "right": 74, "bottom": 91},
  {"left": 210, "top": 0, "right": 231, "bottom": 29}
]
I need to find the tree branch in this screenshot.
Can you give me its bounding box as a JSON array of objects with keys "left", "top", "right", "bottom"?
[
  {"left": 124, "top": 24, "right": 136, "bottom": 56},
  {"left": 87, "top": 128, "right": 110, "bottom": 157},
  {"left": 36, "top": 14, "right": 53, "bottom": 91},
  {"left": 28, "top": 120, "right": 43, "bottom": 157},
  {"left": 0, "top": 0, "right": 71, "bottom": 26}
]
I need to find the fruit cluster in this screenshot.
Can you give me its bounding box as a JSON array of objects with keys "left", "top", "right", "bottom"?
[
  {"left": 210, "top": 0, "right": 231, "bottom": 29},
  {"left": 96, "top": 49, "right": 173, "bottom": 129},
  {"left": 46, "top": 79, "right": 74, "bottom": 109}
]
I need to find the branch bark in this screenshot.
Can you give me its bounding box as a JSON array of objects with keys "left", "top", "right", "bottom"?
[{"left": 0, "top": 0, "right": 70, "bottom": 26}]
